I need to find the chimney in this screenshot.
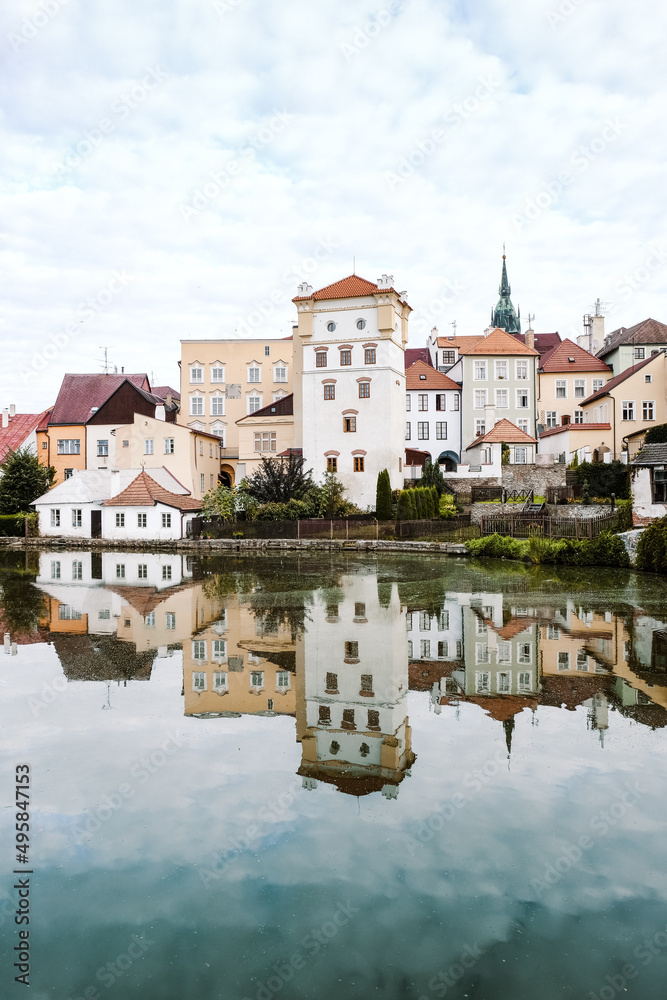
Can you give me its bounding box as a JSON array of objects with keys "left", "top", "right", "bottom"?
[
  {"left": 9, "top": 404, "right": 15, "bottom": 417},
  {"left": 525, "top": 323, "right": 535, "bottom": 352},
  {"left": 166, "top": 392, "right": 173, "bottom": 408},
  {"left": 2, "top": 408, "right": 8, "bottom": 428},
  {"left": 591, "top": 313, "right": 604, "bottom": 351}
]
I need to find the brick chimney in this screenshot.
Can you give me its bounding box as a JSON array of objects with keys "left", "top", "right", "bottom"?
[{"left": 525, "top": 323, "right": 535, "bottom": 352}]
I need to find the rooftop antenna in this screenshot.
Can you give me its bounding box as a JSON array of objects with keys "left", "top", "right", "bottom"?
[
  {"left": 353, "top": 255, "right": 355, "bottom": 275},
  {"left": 99, "top": 346, "right": 115, "bottom": 374},
  {"left": 450, "top": 320, "right": 457, "bottom": 335},
  {"left": 527, "top": 313, "right": 535, "bottom": 328}
]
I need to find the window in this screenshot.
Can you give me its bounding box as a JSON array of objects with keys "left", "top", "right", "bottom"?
[
  {"left": 274, "top": 365, "right": 287, "bottom": 383},
  {"left": 364, "top": 348, "right": 376, "bottom": 364},
  {"left": 50, "top": 560, "right": 60, "bottom": 579},
  {"left": 345, "top": 640, "right": 359, "bottom": 660},
  {"left": 516, "top": 389, "right": 529, "bottom": 408},
  {"left": 452, "top": 395, "right": 460, "bottom": 411},
  {"left": 634, "top": 347, "right": 645, "bottom": 360},
  {"left": 323, "top": 384, "right": 335, "bottom": 400},
  {"left": 420, "top": 640, "right": 431, "bottom": 657},
  {"left": 250, "top": 670, "right": 264, "bottom": 687},
  {"left": 42, "top": 441, "right": 47, "bottom": 449},
  {"left": 546, "top": 411, "right": 558, "bottom": 428},
  {"left": 116, "top": 564, "right": 125, "bottom": 579},
  {"left": 574, "top": 380, "right": 586, "bottom": 398},
  {"left": 327, "top": 321, "right": 336, "bottom": 332},
  {"left": 368, "top": 708, "right": 380, "bottom": 729},
  {"left": 438, "top": 641, "right": 448, "bottom": 657},
  {"left": 71, "top": 509, "right": 81, "bottom": 527},
  {"left": 190, "top": 396, "right": 204, "bottom": 416},
  {"left": 98, "top": 609, "right": 110, "bottom": 620},
  {"left": 58, "top": 605, "right": 82, "bottom": 620},
  {"left": 576, "top": 650, "right": 589, "bottom": 672},
  {"left": 474, "top": 390, "right": 487, "bottom": 409},
  {"left": 518, "top": 643, "right": 531, "bottom": 664},
  {"left": 622, "top": 400, "right": 635, "bottom": 420},
  {"left": 475, "top": 643, "right": 489, "bottom": 663},
  {"left": 475, "top": 671, "right": 490, "bottom": 693},
  {"left": 162, "top": 513, "right": 172, "bottom": 528},
  {"left": 145, "top": 612, "right": 155, "bottom": 628},
  {"left": 407, "top": 640, "right": 413, "bottom": 657},
  {"left": 354, "top": 456, "right": 364, "bottom": 472},
  {"left": 436, "top": 422, "right": 447, "bottom": 440},
  {"left": 57, "top": 439, "right": 80, "bottom": 454},
  {"left": 115, "top": 513, "right": 125, "bottom": 527},
  {"left": 418, "top": 394, "right": 428, "bottom": 411},
  {"left": 475, "top": 420, "right": 486, "bottom": 437},
  {"left": 341, "top": 708, "right": 355, "bottom": 729},
  {"left": 435, "top": 394, "right": 446, "bottom": 411},
  {"left": 253, "top": 432, "right": 277, "bottom": 453},
  {"left": 211, "top": 366, "right": 225, "bottom": 382},
  {"left": 63, "top": 468, "right": 74, "bottom": 480},
  {"left": 555, "top": 380, "right": 567, "bottom": 398},
  {"left": 325, "top": 672, "right": 338, "bottom": 692},
  {"left": 122, "top": 440, "right": 129, "bottom": 448},
  {"left": 497, "top": 672, "right": 511, "bottom": 693},
  {"left": 144, "top": 439, "right": 154, "bottom": 455},
  {"left": 248, "top": 395, "right": 262, "bottom": 414},
  {"left": 193, "top": 640, "right": 206, "bottom": 661},
  {"left": 97, "top": 440, "right": 108, "bottom": 457},
  {"left": 475, "top": 618, "right": 487, "bottom": 635},
  {"left": 417, "top": 422, "right": 429, "bottom": 440},
  {"left": 138, "top": 564, "right": 147, "bottom": 579},
  {"left": 327, "top": 456, "right": 337, "bottom": 473},
  {"left": 264, "top": 345, "right": 270, "bottom": 356},
  {"left": 199, "top": 440, "right": 204, "bottom": 456},
  {"left": 211, "top": 396, "right": 225, "bottom": 416},
  {"left": 514, "top": 447, "right": 527, "bottom": 464},
  {"left": 277, "top": 671, "right": 290, "bottom": 689},
  {"left": 248, "top": 366, "right": 261, "bottom": 383},
  {"left": 652, "top": 468, "right": 667, "bottom": 503},
  {"left": 193, "top": 672, "right": 206, "bottom": 691},
  {"left": 592, "top": 379, "right": 604, "bottom": 392},
  {"left": 316, "top": 351, "right": 327, "bottom": 368},
  {"left": 357, "top": 319, "right": 367, "bottom": 330},
  {"left": 340, "top": 350, "right": 351, "bottom": 366},
  {"left": 495, "top": 361, "right": 508, "bottom": 380},
  {"left": 558, "top": 651, "right": 570, "bottom": 671},
  {"left": 474, "top": 362, "right": 487, "bottom": 380},
  {"left": 354, "top": 602, "right": 366, "bottom": 618},
  {"left": 517, "top": 419, "right": 529, "bottom": 433},
  {"left": 497, "top": 641, "right": 511, "bottom": 663},
  {"left": 213, "top": 671, "right": 228, "bottom": 691},
  {"left": 495, "top": 389, "right": 508, "bottom": 408},
  {"left": 405, "top": 422, "right": 411, "bottom": 441},
  {"left": 642, "top": 401, "right": 655, "bottom": 421},
  {"left": 546, "top": 625, "right": 560, "bottom": 640},
  {"left": 406, "top": 394, "right": 411, "bottom": 411},
  {"left": 319, "top": 706, "right": 331, "bottom": 725},
  {"left": 200, "top": 474, "right": 205, "bottom": 492},
  {"left": 645, "top": 374, "right": 653, "bottom": 383},
  {"left": 518, "top": 671, "right": 532, "bottom": 692},
  {"left": 166, "top": 612, "right": 175, "bottom": 629},
  {"left": 439, "top": 610, "right": 449, "bottom": 630},
  {"left": 574, "top": 410, "right": 584, "bottom": 424},
  {"left": 359, "top": 382, "right": 370, "bottom": 398},
  {"left": 343, "top": 416, "right": 356, "bottom": 433},
  {"left": 516, "top": 361, "right": 528, "bottom": 380},
  {"left": 190, "top": 367, "right": 203, "bottom": 383},
  {"left": 71, "top": 560, "right": 82, "bottom": 580},
  {"left": 419, "top": 612, "right": 431, "bottom": 630},
  {"left": 213, "top": 639, "right": 227, "bottom": 660}
]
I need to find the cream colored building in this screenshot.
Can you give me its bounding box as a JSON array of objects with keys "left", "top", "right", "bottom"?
[
  {"left": 113, "top": 413, "right": 223, "bottom": 500},
  {"left": 536, "top": 339, "right": 611, "bottom": 430},
  {"left": 235, "top": 394, "right": 295, "bottom": 480},
  {"left": 179, "top": 338, "right": 294, "bottom": 485}
]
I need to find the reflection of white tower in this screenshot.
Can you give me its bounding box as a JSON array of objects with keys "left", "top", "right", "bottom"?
[{"left": 297, "top": 574, "right": 415, "bottom": 797}]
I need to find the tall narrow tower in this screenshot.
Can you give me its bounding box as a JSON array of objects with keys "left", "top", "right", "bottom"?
[{"left": 491, "top": 254, "right": 521, "bottom": 335}]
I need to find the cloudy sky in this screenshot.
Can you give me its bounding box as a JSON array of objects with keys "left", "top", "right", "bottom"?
[{"left": 2, "top": 0, "right": 666, "bottom": 410}]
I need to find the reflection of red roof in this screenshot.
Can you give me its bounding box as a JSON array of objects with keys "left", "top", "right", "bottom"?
[
  {"left": 540, "top": 672, "right": 614, "bottom": 711},
  {"left": 0, "top": 408, "right": 52, "bottom": 463},
  {"left": 49, "top": 373, "right": 150, "bottom": 425},
  {"left": 406, "top": 360, "right": 459, "bottom": 391},
  {"left": 102, "top": 470, "right": 201, "bottom": 510},
  {"left": 454, "top": 695, "right": 537, "bottom": 721}
]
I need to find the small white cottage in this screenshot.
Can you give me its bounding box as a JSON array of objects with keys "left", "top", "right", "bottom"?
[{"left": 630, "top": 443, "right": 667, "bottom": 524}]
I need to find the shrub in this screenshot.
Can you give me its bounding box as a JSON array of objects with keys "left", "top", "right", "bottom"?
[
  {"left": 616, "top": 498, "right": 633, "bottom": 532},
  {"left": 644, "top": 423, "right": 667, "bottom": 445},
  {"left": 375, "top": 469, "right": 393, "bottom": 520},
  {"left": 575, "top": 460, "right": 629, "bottom": 500},
  {"left": 0, "top": 514, "right": 25, "bottom": 536},
  {"left": 636, "top": 516, "right": 667, "bottom": 574},
  {"left": 396, "top": 490, "right": 413, "bottom": 521},
  {"left": 466, "top": 530, "right": 630, "bottom": 568}
]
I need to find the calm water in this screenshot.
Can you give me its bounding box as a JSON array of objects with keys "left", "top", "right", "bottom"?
[{"left": 1, "top": 549, "right": 667, "bottom": 1000}]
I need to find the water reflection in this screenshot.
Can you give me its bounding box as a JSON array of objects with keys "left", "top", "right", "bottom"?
[{"left": 2, "top": 550, "right": 663, "bottom": 802}]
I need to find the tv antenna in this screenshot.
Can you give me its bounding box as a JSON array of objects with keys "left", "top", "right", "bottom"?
[{"left": 99, "top": 346, "right": 116, "bottom": 373}]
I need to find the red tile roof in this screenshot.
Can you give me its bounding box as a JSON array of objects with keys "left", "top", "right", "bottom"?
[
  {"left": 539, "top": 338, "right": 612, "bottom": 373},
  {"left": 467, "top": 418, "right": 537, "bottom": 450},
  {"left": 0, "top": 408, "right": 52, "bottom": 463},
  {"left": 539, "top": 423, "right": 611, "bottom": 439},
  {"left": 293, "top": 274, "right": 408, "bottom": 304},
  {"left": 581, "top": 352, "right": 662, "bottom": 405},
  {"left": 49, "top": 373, "right": 151, "bottom": 425},
  {"left": 102, "top": 470, "right": 202, "bottom": 510},
  {"left": 436, "top": 335, "right": 484, "bottom": 352},
  {"left": 151, "top": 385, "right": 181, "bottom": 402},
  {"left": 405, "top": 348, "right": 432, "bottom": 370},
  {"left": 406, "top": 360, "right": 460, "bottom": 391},
  {"left": 405, "top": 448, "right": 430, "bottom": 466},
  {"left": 598, "top": 318, "right": 667, "bottom": 358},
  {"left": 510, "top": 332, "right": 561, "bottom": 357},
  {"left": 460, "top": 328, "right": 539, "bottom": 357}
]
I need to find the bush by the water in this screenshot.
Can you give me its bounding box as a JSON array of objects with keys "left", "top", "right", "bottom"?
[
  {"left": 636, "top": 516, "right": 667, "bottom": 573},
  {"left": 0, "top": 514, "right": 26, "bottom": 536},
  {"left": 466, "top": 531, "right": 629, "bottom": 568}
]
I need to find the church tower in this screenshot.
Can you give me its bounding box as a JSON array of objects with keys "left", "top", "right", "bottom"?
[{"left": 491, "top": 254, "right": 521, "bottom": 335}]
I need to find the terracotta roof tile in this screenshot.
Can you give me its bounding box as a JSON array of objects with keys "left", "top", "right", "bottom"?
[
  {"left": 510, "top": 332, "right": 561, "bottom": 357},
  {"left": 102, "top": 470, "right": 201, "bottom": 510},
  {"left": 405, "top": 348, "right": 432, "bottom": 370},
  {"left": 0, "top": 408, "right": 52, "bottom": 463},
  {"left": 598, "top": 318, "right": 667, "bottom": 358},
  {"left": 582, "top": 352, "right": 662, "bottom": 405},
  {"left": 293, "top": 274, "right": 408, "bottom": 304},
  {"left": 436, "top": 335, "right": 484, "bottom": 351},
  {"left": 539, "top": 338, "right": 612, "bottom": 373},
  {"left": 49, "top": 373, "right": 151, "bottom": 425},
  {"left": 539, "top": 422, "right": 611, "bottom": 439},
  {"left": 405, "top": 360, "right": 460, "bottom": 390},
  {"left": 151, "top": 385, "right": 181, "bottom": 402},
  {"left": 467, "top": 418, "right": 536, "bottom": 450},
  {"left": 460, "top": 328, "right": 539, "bottom": 357}
]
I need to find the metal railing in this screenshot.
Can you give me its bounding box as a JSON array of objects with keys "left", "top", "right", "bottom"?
[{"left": 479, "top": 511, "right": 620, "bottom": 539}]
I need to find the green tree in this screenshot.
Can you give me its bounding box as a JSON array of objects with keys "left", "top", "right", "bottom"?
[
  {"left": 0, "top": 447, "right": 54, "bottom": 515},
  {"left": 375, "top": 469, "right": 393, "bottom": 520},
  {"left": 245, "top": 453, "right": 314, "bottom": 504},
  {"left": 421, "top": 457, "right": 446, "bottom": 495},
  {"left": 201, "top": 484, "right": 237, "bottom": 519},
  {"left": 319, "top": 472, "right": 350, "bottom": 517},
  {"left": 644, "top": 423, "right": 667, "bottom": 445},
  {"left": 396, "top": 490, "right": 413, "bottom": 520}
]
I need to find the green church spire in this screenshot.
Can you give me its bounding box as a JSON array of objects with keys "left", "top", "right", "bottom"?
[{"left": 491, "top": 254, "right": 521, "bottom": 334}]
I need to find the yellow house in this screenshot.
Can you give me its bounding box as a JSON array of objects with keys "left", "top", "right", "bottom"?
[
  {"left": 179, "top": 337, "right": 294, "bottom": 485},
  {"left": 113, "top": 413, "right": 222, "bottom": 500},
  {"left": 537, "top": 339, "right": 611, "bottom": 430},
  {"left": 235, "top": 394, "right": 295, "bottom": 479}
]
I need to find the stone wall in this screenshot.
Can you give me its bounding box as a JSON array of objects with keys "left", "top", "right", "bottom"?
[
  {"left": 501, "top": 465, "right": 567, "bottom": 493},
  {"left": 470, "top": 502, "right": 613, "bottom": 524},
  {"left": 617, "top": 528, "right": 645, "bottom": 566}
]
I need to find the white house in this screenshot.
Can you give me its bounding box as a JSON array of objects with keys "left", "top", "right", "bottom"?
[
  {"left": 405, "top": 359, "right": 461, "bottom": 471},
  {"left": 102, "top": 470, "right": 202, "bottom": 539},
  {"left": 292, "top": 273, "right": 411, "bottom": 509},
  {"left": 630, "top": 443, "right": 667, "bottom": 524},
  {"left": 464, "top": 418, "right": 537, "bottom": 474}
]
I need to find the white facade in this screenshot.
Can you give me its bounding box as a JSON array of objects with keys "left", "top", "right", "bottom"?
[
  {"left": 407, "top": 601, "right": 463, "bottom": 664},
  {"left": 85, "top": 424, "right": 119, "bottom": 471},
  {"left": 102, "top": 503, "right": 198, "bottom": 540},
  {"left": 36, "top": 550, "right": 188, "bottom": 590},
  {"left": 405, "top": 383, "right": 461, "bottom": 467}
]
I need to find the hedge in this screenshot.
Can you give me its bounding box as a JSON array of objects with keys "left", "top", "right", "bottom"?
[{"left": 466, "top": 531, "right": 630, "bottom": 568}]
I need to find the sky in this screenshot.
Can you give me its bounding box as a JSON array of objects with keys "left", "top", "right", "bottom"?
[{"left": 2, "top": 0, "right": 666, "bottom": 411}]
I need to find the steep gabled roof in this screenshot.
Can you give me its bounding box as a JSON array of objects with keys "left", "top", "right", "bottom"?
[
  {"left": 48, "top": 373, "right": 151, "bottom": 425},
  {"left": 405, "top": 360, "right": 459, "bottom": 391},
  {"left": 405, "top": 348, "right": 432, "bottom": 370},
  {"left": 103, "top": 470, "right": 201, "bottom": 510},
  {"left": 597, "top": 318, "right": 667, "bottom": 358},
  {"left": 460, "top": 328, "right": 539, "bottom": 357},
  {"left": 151, "top": 385, "right": 181, "bottom": 402},
  {"left": 0, "top": 408, "right": 52, "bottom": 463},
  {"left": 467, "top": 418, "right": 537, "bottom": 450},
  {"left": 436, "top": 335, "right": 484, "bottom": 352},
  {"left": 581, "top": 352, "right": 662, "bottom": 405},
  {"left": 511, "top": 332, "right": 561, "bottom": 357},
  {"left": 236, "top": 394, "right": 294, "bottom": 424},
  {"left": 538, "top": 338, "right": 612, "bottom": 373}
]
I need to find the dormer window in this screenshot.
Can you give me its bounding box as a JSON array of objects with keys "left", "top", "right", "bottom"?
[{"left": 419, "top": 374, "right": 426, "bottom": 380}]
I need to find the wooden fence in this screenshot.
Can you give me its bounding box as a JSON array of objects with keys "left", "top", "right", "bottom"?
[{"left": 479, "top": 511, "right": 619, "bottom": 539}]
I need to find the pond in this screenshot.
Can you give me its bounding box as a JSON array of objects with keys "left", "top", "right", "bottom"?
[{"left": 1, "top": 549, "right": 666, "bottom": 1000}]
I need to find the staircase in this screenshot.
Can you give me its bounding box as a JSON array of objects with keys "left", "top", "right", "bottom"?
[{"left": 523, "top": 493, "right": 546, "bottom": 515}]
